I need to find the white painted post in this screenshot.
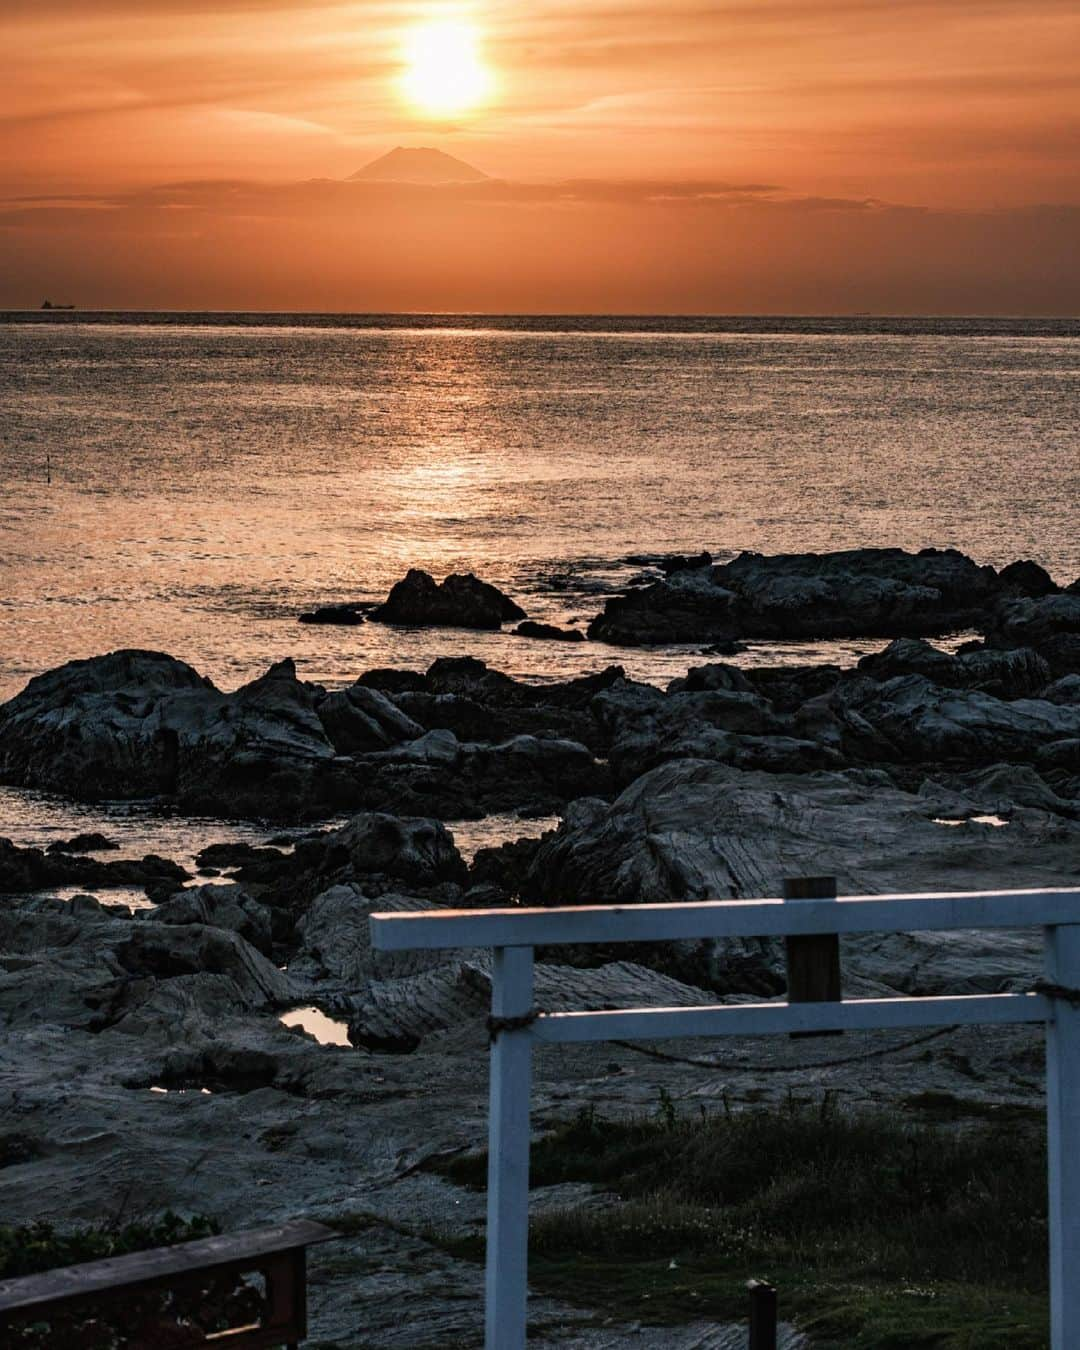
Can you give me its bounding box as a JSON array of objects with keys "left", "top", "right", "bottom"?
[
  {"left": 1045, "top": 924, "right": 1080, "bottom": 1350},
  {"left": 485, "top": 945, "right": 535, "bottom": 1350}
]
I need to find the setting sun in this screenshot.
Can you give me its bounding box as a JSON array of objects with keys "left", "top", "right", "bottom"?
[{"left": 400, "top": 19, "right": 492, "bottom": 117}]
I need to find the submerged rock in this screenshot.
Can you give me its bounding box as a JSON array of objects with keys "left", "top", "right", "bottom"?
[
  {"left": 370, "top": 569, "right": 526, "bottom": 630},
  {"left": 298, "top": 604, "right": 366, "bottom": 626},
  {"left": 45, "top": 832, "right": 120, "bottom": 854}
]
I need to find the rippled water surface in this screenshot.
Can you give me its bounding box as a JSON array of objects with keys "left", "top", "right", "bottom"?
[
  {"left": 1, "top": 314, "right": 1077, "bottom": 706},
  {"left": 2, "top": 313, "right": 1077, "bottom": 868}
]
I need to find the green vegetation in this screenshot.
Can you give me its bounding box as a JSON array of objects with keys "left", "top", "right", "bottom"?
[
  {"left": 430, "top": 1092, "right": 1049, "bottom": 1349},
  {"left": 0, "top": 1211, "right": 220, "bottom": 1280}
]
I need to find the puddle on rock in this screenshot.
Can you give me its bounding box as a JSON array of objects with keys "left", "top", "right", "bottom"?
[
  {"left": 279, "top": 1006, "right": 351, "bottom": 1046},
  {"left": 932, "top": 815, "right": 1010, "bottom": 828}
]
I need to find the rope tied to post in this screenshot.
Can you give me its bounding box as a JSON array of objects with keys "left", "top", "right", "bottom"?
[
  {"left": 1031, "top": 979, "right": 1080, "bottom": 1008},
  {"left": 487, "top": 1008, "right": 539, "bottom": 1044}
]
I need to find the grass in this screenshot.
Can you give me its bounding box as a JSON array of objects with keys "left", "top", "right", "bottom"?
[
  {"left": 428, "top": 1092, "right": 1050, "bottom": 1348},
  {"left": 0, "top": 1211, "right": 220, "bottom": 1280}
]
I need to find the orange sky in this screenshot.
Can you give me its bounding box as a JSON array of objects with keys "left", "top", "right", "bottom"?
[{"left": 2, "top": 0, "right": 1079, "bottom": 312}]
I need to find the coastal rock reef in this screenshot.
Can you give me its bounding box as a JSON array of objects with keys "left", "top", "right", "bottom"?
[{"left": 2, "top": 544, "right": 1078, "bottom": 1345}]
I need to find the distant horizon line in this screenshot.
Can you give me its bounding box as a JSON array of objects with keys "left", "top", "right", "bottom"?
[{"left": 3, "top": 308, "right": 1079, "bottom": 321}]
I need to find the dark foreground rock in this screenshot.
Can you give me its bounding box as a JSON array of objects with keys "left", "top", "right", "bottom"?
[
  {"left": 0, "top": 650, "right": 352, "bottom": 819},
  {"left": 370, "top": 569, "right": 526, "bottom": 630},
  {"left": 0, "top": 651, "right": 614, "bottom": 821},
  {"left": 587, "top": 547, "right": 1049, "bottom": 646}
]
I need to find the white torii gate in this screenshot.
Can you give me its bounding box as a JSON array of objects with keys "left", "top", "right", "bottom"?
[{"left": 370, "top": 885, "right": 1080, "bottom": 1349}]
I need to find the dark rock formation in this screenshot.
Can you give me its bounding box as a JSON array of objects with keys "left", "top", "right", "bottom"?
[
  {"left": 591, "top": 676, "right": 836, "bottom": 786},
  {"left": 149, "top": 884, "right": 273, "bottom": 955},
  {"left": 512, "top": 621, "right": 586, "bottom": 642},
  {"left": 519, "top": 758, "right": 1078, "bottom": 907},
  {"left": 857, "top": 638, "right": 1051, "bottom": 699},
  {"left": 46, "top": 832, "right": 119, "bottom": 854},
  {"left": 0, "top": 837, "right": 188, "bottom": 895},
  {"left": 811, "top": 674, "right": 1080, "bottom": 766},
  {"left": 0, "top": 650, "right": 353, "bottom": 819},
  {"left": 984, "top": 595, "right": 1080, "bottom": 676},
  {"left": 588, "top": 547, "right": 1006, "bottom": 646},
  {"left": 997, "top": 560, "right": 1058, "bottom": 597},
  {"left": 316, "top": 684, "right": 423, "bottom": 754},
  {"left": 369, "top": 569, "right": 526, "bottom": 630}
]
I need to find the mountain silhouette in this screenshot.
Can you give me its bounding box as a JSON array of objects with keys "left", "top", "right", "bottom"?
[{"left": 349, "top": 147, "right": 489, "bottom": 184}]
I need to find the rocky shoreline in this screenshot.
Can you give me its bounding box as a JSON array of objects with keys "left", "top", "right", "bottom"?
[{"left": 2, "top": 546, "right": 1078, "bottom": 1344}]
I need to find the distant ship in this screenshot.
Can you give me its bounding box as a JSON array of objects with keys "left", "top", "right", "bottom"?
[{"left": 41, "top": 300, "right": 75, "bottom": 310}]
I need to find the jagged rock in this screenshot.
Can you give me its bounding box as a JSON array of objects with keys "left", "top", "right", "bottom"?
[
  {"left": 1043, "top": 676, "right": 1080, "bottom": 706},
  {"left": 149, "top": 884, "right": 273, "bottom": 955},
  {"left": 298, "top": 605, "right": 365, "bottom": 625},
  {"left": 591, "top": 679, "right": 827, "bottom": 784},
  {"left": 286, "top": 812, "right": 468, "bottom": 900},
  {"left": 824, "top": 675, "right": 1080, "bottom": 765},
  {"left": 370, "top": 570, "right": 526, "bottom": 630},
  {"left": 468, "top": 835, "right": 550, "bottom": 897},
  {"left": 345, "top": 958, "right": 715, "bottom": 1053},
  {"left": 354, "top": 667, "right": 428, "bottom": 694},
  {"left": 194, "top": 842, "right": 287, "bottom": 872},
  {"left": 45, "top": 833, "right": 119, "bottom": 854},
  {"left": 512, "top": 621, "right": 586, "bottom": 642},
  {"left": 997, "top": 559, "right": 1058, "bottom": 597},
  {"left": 290, "top": 886, "right": 457, "bottom": 990},
  {"left": 0, "top": 837, "right": 189, "bottom": 895},
  {"left": 0, "top": 905, "right": 290, "bottom": 1029},
  {"left": 0, "top": 650, "right": 357, "bottom": 820},
  {"left": 741, "top": 664, "right": 844, "bottom": 713},
  {"left": 340, "top": 732, "right": 606, "bottom": 820},
  {"left": 667, "top": 663, "right": 753, "bottom": 695},
  {"left": 519, "top": 758, "right": 1079, "bottom": 908},
  {"left": 588, "top": 547, "right": 1004, "bottom": 646},
  {"left": 315, "top": 684, "right": 423, "bottom": 753},
  {"left": 113, "top": 924, "right": 291, "bottom": 1006},
  {"left": 857, "top": 638, "right": 1051, "bottom": 699},
  {"left": 988, "top": 594, "right": 1080, "bottom": 650}
]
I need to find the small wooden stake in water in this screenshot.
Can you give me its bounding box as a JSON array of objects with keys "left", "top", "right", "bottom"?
[
  {"left": 784, "top": 875, "right": 842, "bottom": 1037},
  {"left": 748, "top": 1279, "right": 778, "bottom": 1350}
]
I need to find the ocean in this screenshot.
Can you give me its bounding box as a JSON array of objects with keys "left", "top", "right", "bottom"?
[{"left": 1, "top": 312, "right": 1078, "bottom": 861}]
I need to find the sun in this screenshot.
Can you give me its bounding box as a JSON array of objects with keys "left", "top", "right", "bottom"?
[{"left": 400, "top": 19, "right": 492, "bottom": 117}]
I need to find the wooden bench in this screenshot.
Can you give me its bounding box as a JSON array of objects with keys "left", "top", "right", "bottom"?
[{"left": 0, "top": 1218, "right": 336, "bottom": 1348}]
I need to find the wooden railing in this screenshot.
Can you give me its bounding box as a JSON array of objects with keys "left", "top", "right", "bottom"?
[
  {"left": 0, "top": 1219, "right": 336, "bottom": 1348},
  {"left": 371, "top": 884, "right": 1080, "bottom": 1350}
]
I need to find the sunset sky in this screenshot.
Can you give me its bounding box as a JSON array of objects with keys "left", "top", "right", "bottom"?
[{"left": 3, "top": 0, "right": 1079, "bottom": 312}]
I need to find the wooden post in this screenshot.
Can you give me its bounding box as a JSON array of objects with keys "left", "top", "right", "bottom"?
[
  {"left": 1045, "top": 924, "right": 1080, "bottom": 1350},
  {"left": 485, "top": 945, "right": 534, "bottom": 1350},
  {"left": 784, "top": 876, "right": 841, "bottom": 1037},
  {"left": 747, "top": 1279, "right": 777, "bottom": 1350}
]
